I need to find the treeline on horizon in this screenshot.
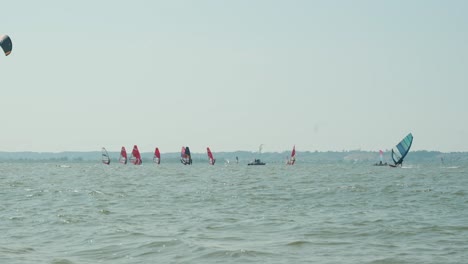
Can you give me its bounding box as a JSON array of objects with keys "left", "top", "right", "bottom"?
[{"left": 0, "top": 150, "right": 467, "bottom": 163}]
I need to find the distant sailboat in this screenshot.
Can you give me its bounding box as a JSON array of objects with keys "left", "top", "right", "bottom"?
[
  {"left": 101, "top": 147, "right": 110, "bottom": 165},
  {"left": 180, "top": 146, "right": 192, "bottom": 165},
  {"left": 248, "top": 144, "right": 266, "bottom": 165},
  {"left": 153, "top": 147, "right": 161, "bottom": 164},
  {"left": 389, "top": 133, "right": 413, "bottom": 167},
  {"left": 286, "top": 145, "right": 296, "bottom": 165},
  {"left": 207, "top": 147, "right": 216, "bottom": 165},
  {"left": 374, "top": 150, "right": 388, "bottom": 166},
  {"left": 130, "top": 145, "right": 142, "bottom": 165},
  {"left": 119, "top": 146, "right": 128, "bottom": 164}
]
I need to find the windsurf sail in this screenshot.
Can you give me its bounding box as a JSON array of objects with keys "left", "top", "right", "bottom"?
[
  {"left": 207, "top": 147, "right": 215, "bottom": 165},
  {"left": 130, "top": 145, "right": 142, "bottom": 165},
  {"left": 119, "top": 146, "right": 127, "bottom": 164},
  {"left": 287, "top": 145, "right": 296, "bottom": 165},
  {"left": 0, "top": 35, "right": 12, "bottom": 56},
  {"left": 259, "top": 144, "right": 264, "bottom": 154},
  {"left": 101, "top": 147, "right": 110, "bottom": 165},
  {"left": 391, "top": 133, "right": 413, "bottom": 166},
  {"left": 379, "top": 150, "right": 383, "bottom": 163},
  {"left": 180, "top": 146, "right": 192, "bottom": 165},
  {"left": 153, "top": 147, "right": 161, "bottom": 164},
  {"left": 180, "top": 147, "right": 185, "bottom": 162}
]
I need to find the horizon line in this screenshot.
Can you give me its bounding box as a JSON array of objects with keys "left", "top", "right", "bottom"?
[{"left": 0, "top": 149, "right": 466, "bottom": 154}]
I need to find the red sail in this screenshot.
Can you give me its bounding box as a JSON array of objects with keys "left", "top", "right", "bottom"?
[
  {"left": 287, "top": 145, "right": 296, "bottom": 165},
  {"left": 207, "top": 147, "right": 215, "bottom": 165},
  {"left": 131, "top": 145, "right": 142, "bottom": 165},
  {"left": 181, "top": 147, "right": 186, "bottom": 158},
  {"left": 154, "top": 147, "right": 161, "bottom": 164},
  {"left": 119, "top": 146, "right": 128, "bottom": 164}
]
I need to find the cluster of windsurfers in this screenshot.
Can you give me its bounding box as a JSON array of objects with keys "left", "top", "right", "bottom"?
[
  {"left": 102, "top": 133, "right": 412, "bottom": 167},
  {"left": 102, "top": 145, "right": 296, "bottom": 166},
  {"left": 102, "top": 145, "right": 213, "bottom": 166}
]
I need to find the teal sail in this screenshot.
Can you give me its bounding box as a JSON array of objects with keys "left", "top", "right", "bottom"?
[{"left": 391, "top": 133, "right": 413, "bottom": 165}]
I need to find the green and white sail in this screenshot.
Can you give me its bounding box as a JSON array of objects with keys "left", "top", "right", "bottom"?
[{"left": 391, "top": 133, "right": 413, "bottom": 165}]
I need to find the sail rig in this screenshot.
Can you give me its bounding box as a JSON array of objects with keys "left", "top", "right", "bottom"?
[
  {"left": 287, "top": 145, "right": 296, "bottom": 165},
  {"left": 180, "top": 146, "right": 192, "bottom": 165},
  {"left": 119, "top": 146, "right": 128, "bottom": 164},
  {"left": 391, "top": 133, "right": 413, "bottom": 167},
  {"left": 207, "top": 147, "right": 216, "bottom": 165},
  {"left": 101, "top": 147, "right": 111, "bottom": 165},
  {"left": 153, "top": 147, "right": 161, "bottom": 164},
  {"left": 130, "top": 145, "right": 142, "bottom": 165}
]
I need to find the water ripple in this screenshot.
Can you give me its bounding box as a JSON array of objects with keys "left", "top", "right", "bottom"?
[{"left": 1, "top": 162, "right": 467, "bottom": 263}]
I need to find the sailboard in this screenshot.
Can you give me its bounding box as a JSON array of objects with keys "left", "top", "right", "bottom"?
[
  {"left": 286, "top": 145, "right": 296, "bottom": 165},
  {"left": 130, "top": 145, "right": 142, "bottom": 165},
  {"left": 153, "top": 147, "right": 161, "bottom": 164},
  {"left": 207, "top": 147, "right": 216, "bottom": 165},
  {"left": 101, "top": 147, "right": 110, "bottom": 165},
  {"left": 180, "top": 146, "right": 192, "bottom": 165},
  {"left": 390, "top": 133, "right": 413, "bottom": 167},
  {"left": 119, "top": 146, "right": 128, "bottom": 164}
]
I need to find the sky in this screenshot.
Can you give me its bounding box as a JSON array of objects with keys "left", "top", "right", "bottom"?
[{"left": 1, "top": 0, "right": 468, "bottom": 153}]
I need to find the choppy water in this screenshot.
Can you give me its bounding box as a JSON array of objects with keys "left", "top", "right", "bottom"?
[{"left": 1, "top": 162, "right": 467, "bottom": 263}]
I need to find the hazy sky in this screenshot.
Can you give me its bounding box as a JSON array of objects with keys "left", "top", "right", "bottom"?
[{"left": 1, "top": 0, "right": 467, "bottom": 153}]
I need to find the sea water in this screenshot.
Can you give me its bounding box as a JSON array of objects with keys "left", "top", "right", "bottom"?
[{"left": 1, "top": 162, "right": 467, "bottom": 264}]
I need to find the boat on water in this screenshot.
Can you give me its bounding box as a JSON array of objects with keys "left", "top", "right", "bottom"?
[
  {"left": 286, "top": 145, "right": 296, "bottom": 165},
  {"left": 130, "top": 145, "right": 142, "bottom": 165},
  {"left": 207, "top": 147, "right": 216, "bottom": 165},
  {"left": 101, "top": 147, "right": 110, "bottom": 165},
  {"left": 119, "top": 146, "right": 128, "bottom": 164},
  {"left": 180, "top": 146, "right": 192, "bottom": 165},
  {"left": 153, "top": 147, "right": 161, "bottom": 164},
  {"left": 249, "top": 144, "right": 266, "bottom": 165},
  {"left": 374, "top": 150, "right": 388, "bottom": 166},
  {"left": 248, "top": 159, "right": 266, "bottom": 165},
  {"left": 389, "top": 133, "right": 413, "bottom": 168}
]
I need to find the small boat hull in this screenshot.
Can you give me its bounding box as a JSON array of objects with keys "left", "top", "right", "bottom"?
[{"left": 248, "top": 159, "right": 265, "bottom": 165}]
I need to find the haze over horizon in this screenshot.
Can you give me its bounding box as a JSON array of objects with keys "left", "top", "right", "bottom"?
[{"left": 2, "top": 1, "right": 467, "bottom": 153}]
